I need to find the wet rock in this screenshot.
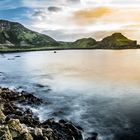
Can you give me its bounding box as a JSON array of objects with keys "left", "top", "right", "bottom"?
[
  {"left": 52, "top": 111, "right": 64, "bottom": 116},
  {"left": 86, "top": 132, "right": 98, "bottom": 140},
  {"left": 19, "top": 92, "right": 43, "bottom": 105},
  {"left": 42, "top": 119, "right": 83, "bottom": 140},
  {"left": 14, "top": 56, "right": 20, "bottom": 58},
  {"left": 0, "top": 87, "right": 43, "bottom": 106},
  {"left": 3, "top": 102, "right": 23, "bottom": 116},
  {"left": 34, "top": 83, "right": 45, "bottom": 88},
  {"left": 65, "top": 122, "right": 83, "bottom": 140},
  {"left": 42, "top": 128, "right": 58, "bottom": 140}
]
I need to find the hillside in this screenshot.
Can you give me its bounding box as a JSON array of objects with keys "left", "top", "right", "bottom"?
[
  {"left": 95, "top": 33, "right": 138, "bottom": 49},
  {"left": 0, "top": 20, "right": 58, "bottom": 48},
  {"left": 61, "top": 33, "right": 138, "bottom": 50},
  {"left": 70, "top": 38, "right": 97, "bottom": 48},
  {"left": 0, "top": 20, "right": 139, "bottom": 52}
]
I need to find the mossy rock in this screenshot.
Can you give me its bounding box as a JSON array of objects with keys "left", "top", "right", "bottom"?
[
  {"left": 8, "top": 119, "right": 23, "bottom": 138},
  {"left": 0, "top": 125, "right": 13, "bottom": 140}
]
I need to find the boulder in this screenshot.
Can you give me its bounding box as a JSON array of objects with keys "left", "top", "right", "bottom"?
[
  {"left": 8, "top": 119, "right": 23, "bottom": 138},
  {"left": 0, "top": 125, "right": 13, "bottom": 140},
  {"left": 42, "top": 128, "right": 57, "bottom": 140},
  {"left": 86, "top": 132, "right": 98, "bottom": 140},
  {"left": 0, "top": 109, "right": 6, "bottom": 122},
  {"left": 23, "top": 132, "right": 33, "bottom": 140}
]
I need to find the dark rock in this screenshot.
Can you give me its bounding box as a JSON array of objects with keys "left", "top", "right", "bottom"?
[
  {"left": 87, "top": 132, "right": 98, "bottom": 140},
  {"left": 0, "top": 87, "right": 86, "bottom": 140},
  {"left": 14, "top": 55, "right": 20, "bottom": 57},
  {"left": 34, "top": 83, "right": 45, "bottom": 88},
  {"left": 42, "top": 119, "right": 83, "bottom": 140},
  {"left": 52, "top": 111, "right": 64, "bottom": 116}
]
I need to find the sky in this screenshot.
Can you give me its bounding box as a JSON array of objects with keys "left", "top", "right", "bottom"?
[{"left": 0, "top": 0, "right": 140, "bottom": 42}]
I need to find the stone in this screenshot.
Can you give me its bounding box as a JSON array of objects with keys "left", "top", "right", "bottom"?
[
  {"left": 34, "top": 127, "right": 43, "bottom": 136},
  {"left": 23, "top": 132, "right": 33, "bottom": 140},
  {"left": 0, "top": 109, "right": 6, "bottom": 122},
  {"left": 0, "top": 125, "right": 13, "bottom": 140},
  {"left": 42, "top": 128, "right": 57, "bottom": 140},
  {"left": 86, "top": 132, "right": 98, "bottom": 140},
  {"left": 8, "top": 119, "right": 23, "bottom": 138}
]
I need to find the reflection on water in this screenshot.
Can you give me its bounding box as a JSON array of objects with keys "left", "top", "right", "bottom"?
[{"left": 0, "top": 50, "right": 140, "bottom": 140}]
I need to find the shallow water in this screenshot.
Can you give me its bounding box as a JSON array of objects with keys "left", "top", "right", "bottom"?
[{"left": 0, "top": 50, "right": 140, "bottom": 140}]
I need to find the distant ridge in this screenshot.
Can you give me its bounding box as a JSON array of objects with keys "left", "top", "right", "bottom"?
[
  {"left": 66, "top": 33, "right": 138, "bottom": 49},
  {"left": 0, "top": 20, "right": 139, "bottom": 52}
]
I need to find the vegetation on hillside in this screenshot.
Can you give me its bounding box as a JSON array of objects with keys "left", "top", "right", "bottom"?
[{"left": 0, "top": 20, "right": 139, "bottom": 52}]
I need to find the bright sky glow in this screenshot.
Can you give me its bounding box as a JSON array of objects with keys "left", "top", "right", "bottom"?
[{"left": 0, "top": 0, "right": 140, "bottom": 42}]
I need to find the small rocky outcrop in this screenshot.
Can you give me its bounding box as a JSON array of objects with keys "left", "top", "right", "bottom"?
[{"left": 0, "top": 87, "right": 94, "bottom": 140}]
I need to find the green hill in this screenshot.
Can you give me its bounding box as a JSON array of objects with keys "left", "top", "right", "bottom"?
[
  {"left": 0, "top": 20, "right": 58, "bottom": 48},
  {"left": 71, "top": 38, "right": 97, "bottom": 48},
  {"left": 95, "top": 33, "right": 138, "bottom": 49},
  {"left": 0, "top": 20, "right": 139, "bottom": 52}
]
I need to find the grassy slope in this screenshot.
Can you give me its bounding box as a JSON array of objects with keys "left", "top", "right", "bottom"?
[{"left": 0, "top": 20, "right": 58, "bottom": 47}]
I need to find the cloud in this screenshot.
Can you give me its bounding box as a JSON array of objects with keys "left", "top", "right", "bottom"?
[
  {"left": 73, "top": 7, "right": 112, "bottom": 25},
  {"left": 28, "top": 3, "right": 140, "bottom": 43},
  {"left": 1, "top": 0, "right": 140, "bottom": 42},
  {"left": 48, "top": 6, "right": 62, "bottom": 12}
]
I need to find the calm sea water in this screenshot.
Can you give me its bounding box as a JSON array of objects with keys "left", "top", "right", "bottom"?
[{"left": 0, "top": 50, "right": 140, "bottom": 140}]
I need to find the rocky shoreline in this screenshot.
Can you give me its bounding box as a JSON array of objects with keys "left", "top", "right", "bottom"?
[{"left": 0, "top": 87, "right": 98, "bottom": 140}]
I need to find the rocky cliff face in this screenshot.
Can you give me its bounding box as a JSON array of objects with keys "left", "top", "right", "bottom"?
[{"left": 0, "top": 20, "right": 58, "bottom": 47}]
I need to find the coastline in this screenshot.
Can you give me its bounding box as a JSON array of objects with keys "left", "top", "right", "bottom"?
[
  {"left": 0, "top": 46, "right": 140, "bottom": 53},
  {"left": 0, "top": 87, "right": 98, "bottom": 140}
]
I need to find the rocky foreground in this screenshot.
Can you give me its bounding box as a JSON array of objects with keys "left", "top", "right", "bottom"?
[{"left": 0, "top": 87, "right": 98, "bottom": 140}]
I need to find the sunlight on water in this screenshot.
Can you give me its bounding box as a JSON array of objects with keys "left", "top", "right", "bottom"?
[{"left": 23, "top": 50, "right": 140, "bottom": 85}]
